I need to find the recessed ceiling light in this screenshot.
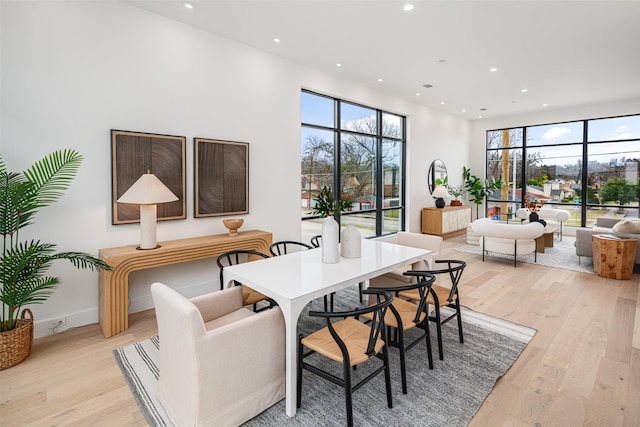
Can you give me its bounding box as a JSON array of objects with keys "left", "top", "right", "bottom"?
[
  {"left": 440, "top": 101, "right": 445, "bottom": 105},
  {"left": 336, "top": 63, "right": 342, "bottom": 67},
  {"left": 183, "top": 2, "right": 195, "bottom": 9},
  {"left": 416, "top": 92, "right": 421, "bottom": 96},
  {"left": 462, "top": 109, "right": 466, "bottom": 113},
  {"left": 478, "top": 115, "right": 483, "bottom": 119},
  {"left": 480, "top": 108, "right": 487, "bottom": 111},
  {"left": 403, "top": 4, "right": 414, "bottom": 11},
  {"left": 273, "top": 38, "right": 281, "bottom": 43},
  {"left": 489, "top": 67, "right": 498, "bottom": 72},
  {"left": 521, "top": 88, "right": 528, "bottom": 93},
  {"left": 542, "top": 103, "right": 549, "bottom": 107},
  {"left": 422, "top": 83, "right": 433, "bottom": 89},
  {"left": 378, "top": 78, "right": 383, "bottom": 82}
]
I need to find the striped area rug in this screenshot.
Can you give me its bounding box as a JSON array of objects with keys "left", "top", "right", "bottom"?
[{"left": 114, "top": 291, "right": 536, "bottom": 427}]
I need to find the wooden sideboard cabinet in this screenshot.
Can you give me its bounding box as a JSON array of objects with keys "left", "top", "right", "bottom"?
[{"left": 421, "top": 205, "right": 471, "bottom": 239}]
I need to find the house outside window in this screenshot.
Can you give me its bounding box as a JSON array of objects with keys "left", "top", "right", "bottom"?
[
  {"left": 301, "top": 90, "right": 406, "bottom": 241},
  {"left": 485, "top": 114, "right": 640, "bottom": 227}
]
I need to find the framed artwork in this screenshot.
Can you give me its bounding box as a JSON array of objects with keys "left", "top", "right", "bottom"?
[
  {"left": 111, "top": 129, "right": 186, "bottom": 225},
  {"left": 194, "top": 138, "right": 249, "bottom": 217}
]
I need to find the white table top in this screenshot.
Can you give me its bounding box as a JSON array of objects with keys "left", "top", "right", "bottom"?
[{"left": 224, "top": 238, "right": 431, "bottom": 301}]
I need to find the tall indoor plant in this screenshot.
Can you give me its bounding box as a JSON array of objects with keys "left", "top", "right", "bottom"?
[
  {"left": 1, "top": 149, "right": 111, "bottom": 368},
  {"left": 463, "top": 166, "right": 503, "bottom": 219}
]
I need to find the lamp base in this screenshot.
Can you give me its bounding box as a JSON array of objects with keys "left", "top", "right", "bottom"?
[
  {"left": 435, "top": 197, "right": 445, "bottom": 208},
  {"left": 136, "top": 245, "right": 161, "bottom": 250}
]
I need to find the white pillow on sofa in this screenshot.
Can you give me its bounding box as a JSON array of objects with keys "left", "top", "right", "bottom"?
[{"left": 612, "top": 219, "right": 640, "bottom": 234}]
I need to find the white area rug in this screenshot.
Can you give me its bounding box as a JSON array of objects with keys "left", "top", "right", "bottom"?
[{"left": 455, "top": 236, "right": 594, "bottom": 274}]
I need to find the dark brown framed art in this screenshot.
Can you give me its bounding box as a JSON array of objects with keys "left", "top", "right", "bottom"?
[
  {"left": 111, "top": 130, "right": 186, "bottom": 225},
  {"left": 194, "top": 138, "right": 249, "bottom": 217}
]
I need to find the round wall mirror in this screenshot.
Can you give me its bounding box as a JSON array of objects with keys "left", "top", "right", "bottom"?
[{"left": 428, "top": 159, "right": 447, "bottom": 193}]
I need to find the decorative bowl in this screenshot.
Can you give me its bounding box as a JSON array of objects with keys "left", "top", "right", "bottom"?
[{"left": 222, "top": 219, "right": 244, "bottom": 236}]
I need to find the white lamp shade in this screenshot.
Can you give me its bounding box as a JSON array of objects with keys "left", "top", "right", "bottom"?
[
  {"left": 117, "top": 173, "right": 178, "bottom": 250},
  {"left": 117, "top": 173, "right": 178, "bottom": 205},
  {"left": 431, "top": 185, "right": 450, "bottom": 198}
]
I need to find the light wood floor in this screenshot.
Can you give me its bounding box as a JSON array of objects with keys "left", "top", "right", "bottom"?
[{"left": 1, "top": 234, "right": 639, "bottom": 426}]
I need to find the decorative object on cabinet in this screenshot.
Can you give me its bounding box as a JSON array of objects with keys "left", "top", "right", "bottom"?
[
  {"left": 447, "top": 184, "right": 465, "bottom": 206},
  {"left": 111, "top": 130, "right": 186, "bottom": 225},
  {"left": 222, "top": 218, "right": 244, "bottom": 236},
  {"left": 117, "top": 172, "right": 179, "bottom": 250},
  {"left": 431, "top": 185, "right": 450, "bottom": 209},
  {"left": 1, "top": 150, "right": 111, "bottom": 369},
  {"left": 421, "top": 205, "right": 471, "bottom": 239},
  {"left": 428, "top": 159, "right": 447, "bottom": 193},
  {"left": 194, "top": 138, "right": 249, "bottom": 217}
]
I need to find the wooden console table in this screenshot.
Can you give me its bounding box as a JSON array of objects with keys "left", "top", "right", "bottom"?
[
  {"left": 421, "top": 205, "right": 471, "bottom": 239},
  {"left": 98, "top": 229, "right": 272, "bottom": 337},
  {"left": 592, "top": 234, "right": 636, "bottom": 280}
]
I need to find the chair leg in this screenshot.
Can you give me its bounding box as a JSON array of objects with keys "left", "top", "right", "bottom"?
[
  {"left": 358, "top": 282, "right": 363, "bottom": 303},
  {"left": 433, "top": 305, "right": 444, "bottom": 360},
  {"left": 297, "top": 335, "right": 303, "bottom": 409},
  {"left": 397, "top": 329, "right": 407, "bottom": 394},
  {"left": 455, "top": 300, "right": 464, "bottom": 344},
  {"left": 343, "top": 360, "right": 354, "bottom": 427},
  {"left": 382, "top": 344, "right": 393, "bottom": 409},
  {"left": 423, "top": 320, "right": 434, "bottom": 370}
]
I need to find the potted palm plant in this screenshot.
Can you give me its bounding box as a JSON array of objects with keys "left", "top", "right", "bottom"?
[{"left": 0, "top": 149, "right": 111, "bottom": 369}]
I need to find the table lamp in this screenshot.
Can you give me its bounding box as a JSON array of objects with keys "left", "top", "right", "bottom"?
[
  {"left": 432, "top": 185, "right": 450, "bottom": 209},
  {"left": 117, "top": 172, "right": 178, "bottom": 249}
]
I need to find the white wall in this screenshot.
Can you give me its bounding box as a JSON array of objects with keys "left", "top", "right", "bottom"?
[{"left": 1, "top": 1, "right": 469, "bottom": 338}]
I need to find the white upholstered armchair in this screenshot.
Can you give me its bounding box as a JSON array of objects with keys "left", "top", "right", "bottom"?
[
  {"left": 370, "top": 231, "right": 443, "bottom": 288},
  {"left": 150, "top": 282, "right": 285, "bottom": 427}
]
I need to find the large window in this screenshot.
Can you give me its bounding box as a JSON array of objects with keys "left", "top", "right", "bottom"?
[
  {"left": 301, "top": 90, "right": 406, "bottom": 241},
  {"left": 486, "top": 114, "right": 640, "bottom": 227}
]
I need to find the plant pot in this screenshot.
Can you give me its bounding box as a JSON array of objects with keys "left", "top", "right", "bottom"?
[
  {"left": 0, "top": 309, "right": 34, "bottom": 370},
  {"left": 450, "top": 200, "right": 462, "bottom": 206}
]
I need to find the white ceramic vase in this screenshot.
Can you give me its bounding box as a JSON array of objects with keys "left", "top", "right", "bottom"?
[
  {"left": 321, "top": 216, "right": 340, "bottom": 263},
  {"left": 340, "top": 224, "right": 361, "bottom": 258}
]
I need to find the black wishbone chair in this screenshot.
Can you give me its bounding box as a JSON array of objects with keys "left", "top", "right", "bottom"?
[
  {"left": 310, "top": 234, "right": 322, "bottom": 248},
  {"left": 269, "top": 240, "right": 313, "bottom": 256},
  {"left": 297, "top": 289, "right": 394, "bottom": 427},
  {"left": 365, "top": 271, "right": 436, "bottom": 394},
  {"left": 216, "top": 250, "right": 276, "bottom": 312},
  {"left": 402, "top": 260, "right": 467, "bottom": 361}
]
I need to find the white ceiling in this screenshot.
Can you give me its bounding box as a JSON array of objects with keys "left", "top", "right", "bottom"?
[{"left": 126, "top": 0, "right": 640, "bottom": 120}]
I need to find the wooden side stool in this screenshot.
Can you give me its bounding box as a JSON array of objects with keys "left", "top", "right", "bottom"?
[{"left": 592, "top": 234, "right": 637, "bottom": 280}]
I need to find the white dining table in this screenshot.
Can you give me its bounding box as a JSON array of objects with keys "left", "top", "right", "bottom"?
[{"left": 223, "top": 238, "right": 431, "bottom": 417}]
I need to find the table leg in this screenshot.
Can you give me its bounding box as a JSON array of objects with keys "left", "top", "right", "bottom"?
[{"left": 277, "top": 300, "right": 306, "bottom": 417}]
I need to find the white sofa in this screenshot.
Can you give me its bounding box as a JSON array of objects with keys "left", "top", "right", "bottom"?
[
  {"left": 471, "top": 218, "right": 545, "bottom": 267},
  {"left": 515, "top": 207, "right": 570, "bottom": 239},
  {"left": 150, "top": 283, "right": 285, "bottom": 427}
]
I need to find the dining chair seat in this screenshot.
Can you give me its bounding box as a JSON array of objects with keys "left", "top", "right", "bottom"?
[
  {"left": 399, "top": 284, "right": 457, "bottom": 307},
  {"left": 301, "top": 317, "right": 385, "bottom": 366},
  {"left": 364, "top": 297, "right": 427, "bottom": 331}
]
